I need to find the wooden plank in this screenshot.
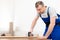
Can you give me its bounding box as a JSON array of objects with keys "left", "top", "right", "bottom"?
[
  {"left": 0, "top": 36, "right": 50, "bottom": 40},
  {"left": 0, "top": 36, "right": 36, "bottom": 39},
  {"left": 0, "top": 36, "right": 36, "bottom": 40}
]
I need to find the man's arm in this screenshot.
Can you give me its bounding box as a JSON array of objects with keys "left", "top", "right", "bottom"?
[
  {"left": 29, "top": 15, "right": 39, "bottom": 33},
  {"left": 45, "top": 17, "right": 56, "bottom": 38}
]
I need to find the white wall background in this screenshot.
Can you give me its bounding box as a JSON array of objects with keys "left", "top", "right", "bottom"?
[
  {"left": 0, "top": 0, "right": 60, "bottom": 36},
  {"left": 0, "top": 0, "right": 14, "bottom": 33}
]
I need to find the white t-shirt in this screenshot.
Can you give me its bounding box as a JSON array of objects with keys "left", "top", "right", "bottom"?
[{"left": 37, "top": 7, "right": 58, "bottom": 19}]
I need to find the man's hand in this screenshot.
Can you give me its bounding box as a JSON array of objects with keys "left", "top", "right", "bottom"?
[
  {"left": 28, "top": 32, "right": 33, "bottom": 37},
  {"left": 37, "top": 36, "right": 47, "bottom": 40}
]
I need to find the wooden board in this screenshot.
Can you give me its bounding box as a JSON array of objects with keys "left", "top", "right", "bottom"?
[{"left": 0, "top": 36, "right": 50, "bottom": 40}]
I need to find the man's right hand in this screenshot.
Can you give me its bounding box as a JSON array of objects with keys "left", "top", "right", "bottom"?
[{"left": 28, "top": 32, "right": 33, "bottom": 37}]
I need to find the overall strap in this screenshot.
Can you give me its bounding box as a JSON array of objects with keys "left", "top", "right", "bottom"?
[
  {"left": 47, "top": 7, "right": 60, "bottom": 26},
  {"left": 47, "top": 7, "right": 50, "bottom": 17},
  {"left": 45, "top": 7, "right": 50, "bottom": 26}
]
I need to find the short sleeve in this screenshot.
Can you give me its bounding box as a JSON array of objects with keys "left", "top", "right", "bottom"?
[{"left": 49, "top": 7, "right": 58, "bottom": 18}]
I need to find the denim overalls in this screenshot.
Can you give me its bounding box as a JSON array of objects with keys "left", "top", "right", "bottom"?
[{"left": 40, "top": 7, "right": 60, "bottom": 40}]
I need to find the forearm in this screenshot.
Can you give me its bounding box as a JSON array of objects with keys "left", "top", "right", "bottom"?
[
  {"left": 30, "top": 20, "right": 37, "bottom": 32},
  {"left": 45, "top": 23, "right": 55, "bottom": 38},
  {"left": 29, "top": 16, "right": 39, "bottom": 32}
]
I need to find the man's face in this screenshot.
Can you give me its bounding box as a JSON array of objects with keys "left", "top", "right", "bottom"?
[{"left": 36, "top": 5, "right": 44, "bottom": 14}]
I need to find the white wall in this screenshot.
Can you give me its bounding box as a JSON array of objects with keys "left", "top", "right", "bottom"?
[{"left": 0, "top": 0, "right": 14, "bottom": 33}]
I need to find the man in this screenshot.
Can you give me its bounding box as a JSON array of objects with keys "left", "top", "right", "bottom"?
[{"left": 28, "top": 1, "right": 60, "bottom": 40}]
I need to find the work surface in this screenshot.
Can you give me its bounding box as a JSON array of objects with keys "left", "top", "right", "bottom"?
[{"left": 0, "top": 36, "right": 50, "bottom": 40}]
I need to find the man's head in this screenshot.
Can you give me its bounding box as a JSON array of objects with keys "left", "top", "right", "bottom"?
[{"left": 35, "top": 1, "right": 45, "bottom": 13}]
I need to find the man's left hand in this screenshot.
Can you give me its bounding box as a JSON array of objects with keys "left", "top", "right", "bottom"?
[{"left": 37, "top": 36, "right": 47, "bottom": 40}]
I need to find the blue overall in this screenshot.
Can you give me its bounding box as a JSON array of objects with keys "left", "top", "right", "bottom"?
[{"left": 41, "top": 7, "right": 60, "bottom": 40}]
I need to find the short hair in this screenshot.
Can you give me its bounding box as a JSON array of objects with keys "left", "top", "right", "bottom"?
[{"left": 35, "top": 1, "right": 44, "bottom": 8}]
